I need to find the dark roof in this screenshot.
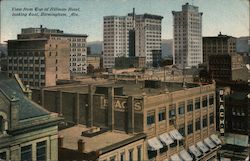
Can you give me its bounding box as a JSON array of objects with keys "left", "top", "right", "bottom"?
[
  {"left": 0, "top": 73, "right": 49, "bottom": 120},
  {"left": 228, "top": 92, "right": 249, "bottom": 100}
]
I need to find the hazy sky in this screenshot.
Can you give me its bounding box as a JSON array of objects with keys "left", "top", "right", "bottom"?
[{"left": 0, "top": 0, "right": 249, "bottom": 43}]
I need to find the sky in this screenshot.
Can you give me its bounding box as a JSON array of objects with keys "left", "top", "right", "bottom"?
[{"left": 0, "top": 0, "right": 249, "bottom": 43}]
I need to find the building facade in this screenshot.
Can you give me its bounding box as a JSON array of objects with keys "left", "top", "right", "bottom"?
[
  {"left": 208, "top": 53, "right": 247, "bottom": 81},
  {"left": 7, "top": 38, "right": 70, "bottom": 88},
  {"left": 58, "top": 125, "right": 146, "bottom": 161},
  {"left": 172, "top": 3, "right": 203, "bottom": 68},
  {"left": 33, "top": 80, "right": 221, "bottom": 161},
  {"left": 203, "top": 33, "right": 236, "bottom": 64},
  {"left": 18, "top": 26, "right": 88, "bottom": 74},
  {"left": 103, "top": 10, "right": 163, "bottom": 68},
  {"left": 0, "top": 73, "right": 61, "bottom": 161}
]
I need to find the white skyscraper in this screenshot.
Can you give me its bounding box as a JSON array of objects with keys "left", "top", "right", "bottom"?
[
  {"left": 172, "top": 3, "right": 203, "bottom": 68},
  {"left": 103, "top": 10, "right": 163, "bottom": 68}
]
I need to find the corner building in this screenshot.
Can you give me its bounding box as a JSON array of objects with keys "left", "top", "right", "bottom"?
[
  {"left": 34, "top": 80, "right": 222, "bottom": 161},
  {"left": 172, "top": 3, "right": 203, "bottom": 68},
  {"left": 92, "top": 81, "right": 221, "bottom": 161},
  {"left": 0, "top": 73, "right": 62, "bottom": 161},
  {"left": 103, "top": 11, "right": 163, "bottom": 68}
]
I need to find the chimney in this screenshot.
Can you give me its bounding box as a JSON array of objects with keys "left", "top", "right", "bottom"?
[
  {"left": 78, "top": 139, "right": 85, "bottom": 153},
  {"left": 40, "top": 25, "right": 43, "bottom": 28},
  {"left": 58, "top": 135, "right": 64, "bottom": 148}
]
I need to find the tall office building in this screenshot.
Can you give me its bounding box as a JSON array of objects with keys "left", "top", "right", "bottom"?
[
  {"left": 172, "top": 3, "right": 203, "bottom": 68},
  {"left": 18, "top": 26, "right": 88, "bottom": 74},
  {"left": 103, "top": 9, "right": 163, "bottom": 68}
]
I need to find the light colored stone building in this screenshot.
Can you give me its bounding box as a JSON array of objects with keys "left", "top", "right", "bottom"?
[
  {"left": 172, "top": 3, "right": 203, "bottom": 68},
  {"left": 103, "top": 10, "right": 163, "bottom": 68},
  {"left": 0, "top": 73, "right": 62, "bottom": 161}
]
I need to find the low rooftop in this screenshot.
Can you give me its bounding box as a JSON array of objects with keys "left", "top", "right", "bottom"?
[{"left": 59, "top": 125, "right": 145, "bottom": 153}]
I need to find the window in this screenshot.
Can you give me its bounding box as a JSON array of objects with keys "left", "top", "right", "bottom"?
[
  {"left": 147, "top": 113, "right": 155, "bottom": 125},
  {"left": 187, "top": 123, "right": 193, "bottom": 135},
  {"left": 137, "top": 146, "right": 142, "bottom": 161},
  {"left": 36, "top": 141, "right": 46, "bottom": 161},
  {"left": 129, "top": 149, "right": 133, "bottom": 161},
  {"left": 0, "top": 152, "right": 6, "bottom": 160},
  {"left": 179, "top": 102, "right": 185, "bottom": 115},
  {"left": 148, "top": 150, "right": 157, "bottom": 159},
  {"left": 158, "top": 110, "right": 165, "bottom": 122},
  {"left": 209, "top": 94, "right": 214, "bottom": 105},
  {"left": 187, "top": 100, "right": 193, "bottom": 112},
  {"left": 160, "top": 146, "right": 168, "bottom": 154},
  {"left": 209, "top": 113, "right": 214, "bottom": 125},
  {"left": 203, "top": 116, "right": 207, "bottom": 128},
  {"left": 21, "top": 145, "right": 32, "bottom": 161},
  {"left": 195, "top": 98, "right": 200, "bottom": 109},
  {"left": 202, "top": 96, "right": 208, "bottom": 108},
  {"left": 195, "top": 118, "right": 201, "bottom": 131},
  {"left": 169, "top": 107, "right": 176, "bottom": 119},
  {"left": 120, "top": 153, "right": 125, "bottom": 161},
  {"left": 179, "top": 126, "right": 185, "bottom": 136},
  {"left": 110, "top": 156, "right": 115, "bottom": 161},
  {"left": 0, "top": 116, "right": 3, "bottom": 134}
]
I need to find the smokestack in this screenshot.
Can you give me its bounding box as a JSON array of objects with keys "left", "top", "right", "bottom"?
[
  {"left": 58, "top": 135, "right": 64, "bottom": 148},
  {"left": 78, "top": 139, "right": 85, "bottom": 153}
]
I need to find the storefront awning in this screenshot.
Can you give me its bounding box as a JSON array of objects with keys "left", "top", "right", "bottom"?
[
  {"left": 189, "top": 145, "right": 202, "bottom": 158},
  {"left": 148, "top": 137, "right": 163, "bottom": 151},
  {"left": 197, "top": 141, "right": 209, "bottom": 153},
  {"left": 210, "top": 134, "right": 222, "bottom": 145},
  {"left": 170, "top": 154, "right": 183, "bottom": 161},
  {"left": 169, "top": 129, "right": 183, "bottom": 140},
  {"left": 179, "top": 149, "right": 193, "bottom": 161},
  {"left": 204, "top": 137, "right": 216, "bottom": 149},
  {"left": 159, "top": 133, "right": 174, "bottom": 145}
]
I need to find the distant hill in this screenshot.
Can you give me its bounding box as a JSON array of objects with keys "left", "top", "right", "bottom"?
[
  {"left": 236, "top": 36, "right": 249, "bottom": 53},
  {"left": 87, "top": 41, "right": 103, "bottom": 54},
  {"left": 87, "top": 39, "right": 173, "bottom": 58},
  {"left": 161, "top": 39, "right": 173, "bottom": 58}
]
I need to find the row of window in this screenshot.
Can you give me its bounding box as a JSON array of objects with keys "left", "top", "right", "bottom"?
[{"left": 21, "top": 141, "right": 46, "bottom": 161}]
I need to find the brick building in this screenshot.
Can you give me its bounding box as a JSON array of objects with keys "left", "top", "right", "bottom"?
[
  {"left": 17, "top": 26, "right": 88, "bottom": 74},
  {"left": 203, "top": 33, "right": 236, "bottom": 64},
  {"left": 33, "top": 79, "right": 222, "bottom": 160},
  {"left": 7, "top": 37, "right": 70, "bottom": 88},
  {"left": 208, "top": 53, "right": 248, "bottom": 81}
]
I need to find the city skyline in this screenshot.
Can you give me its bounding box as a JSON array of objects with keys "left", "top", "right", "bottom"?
[{"left": 0, "top": 0, "right": 249, "bottom": 43}]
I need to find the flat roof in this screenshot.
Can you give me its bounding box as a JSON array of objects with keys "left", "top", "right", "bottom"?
[
  {"left": 7, "top": 38, "right": 48, "bottom": 42},
  {"left": 59, "top": 125, "right": 135, "bottom": 153},
  {"left": 42, "top": 80, "right": 202, "bottom": 96},
  {"left": 113, "top": 81, "right": 200, "bottom": 96}
]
